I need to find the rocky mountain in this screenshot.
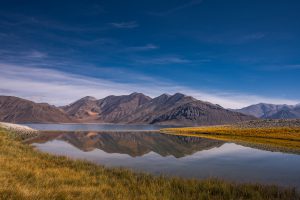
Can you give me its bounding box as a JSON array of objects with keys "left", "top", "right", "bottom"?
[
  {"left": 61, "top": 92, "right": 254, "bottom": 125},
  {"left": 234, "top": 103, "right": 300, "bottom": 119},
  {"left": 62, "top": 93, "right": 151, "bottom": 122},
  {"left": 0, "top": 93, "right": 255, "bottom": 125},
  {"left": 123, "top": 93, "right": 197, "bottom": 123},
  {"left": 149, "top": 100, "right": 255, "bottom": 126},
  {"left": 0, "top": 96, "right": 73, "bottom": 123},
  {"left": 125, "top": 93, "right": 254, "bottom": 125}
]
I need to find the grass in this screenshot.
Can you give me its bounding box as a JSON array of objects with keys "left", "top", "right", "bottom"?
[
  {"left": 0, "top": 128, "right": 299, "bottom": 200},
  {"left": 161, "top": 126, "right": 300, "bottom": 153}
]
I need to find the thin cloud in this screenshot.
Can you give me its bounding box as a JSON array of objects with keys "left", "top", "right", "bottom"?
[
  {"left": 241, "top": 33, "right": 265, "bottom": 41},
  {"left": 149, "top": 0, "right": 203, "bottom": 16},
  {"left": 0, "top": 12, "right": 109, "bottom": 32},
  {"left": 0, "top": 63, "right": 298, "bottom": 108},
  {"left": 194, "top": 32, "right": 266, "bottom": 45},
  {"left": 260, "top": 64, "right": 300, "bottom": 71},
  {"left": 109, "top": 21, "right": 139, "bottom": 29},
  {"left": 26, "top": 50, "right": 48, "bottom": 59},
  {"left": 122, "top": 44, "right": 159, "bottom": 52},
  {"left": 134, "top": 56, "right": 190, "bottom": 65}
]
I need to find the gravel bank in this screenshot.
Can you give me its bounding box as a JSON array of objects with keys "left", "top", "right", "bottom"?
[
  {"left": 234, "top": 119, "right": 300, "bottom": 128},
  {"left": 0, "top": 122, "right": 39, "bottom": 139}
]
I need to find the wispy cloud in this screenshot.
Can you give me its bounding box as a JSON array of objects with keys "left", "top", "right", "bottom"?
[
  {"left": 109, "top": 21, "right": 139, "bottom": 29},
  {"left": 0, "top": 63, "right": 298, "bottom": 108},
  {"left": 26, "top": 50, "right": 48, "bottom": 59},
  {"left": 122, "top": 44, "right": 159, "bottom": 52},
  {"left": 285, "top": 65, "right": 300, "bottom": 69},
  {"left": 0, "top": 12, "right": 109, "bottom": 32},
  {"left": 260, "top": 64, "right": 300, "bottom": 71},
  {"left": 194, "top": 32, "right": 266, "bottom": 45},
  {"left": 148, "top": 0, "right": 203, "bottom": 16},
  {"left": 134, "top": 55, "right": 190, "bottom": 65},
  {"left": 240, "top": 33, "right": 265, "bottom": 41}
]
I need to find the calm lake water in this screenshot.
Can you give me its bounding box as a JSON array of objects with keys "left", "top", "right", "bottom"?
[
  {"left": 24, "top": 123, "right": 174, "bottom": 131},
  {"left": 27, "top": 126, "right": 300, "bottom": 190}
]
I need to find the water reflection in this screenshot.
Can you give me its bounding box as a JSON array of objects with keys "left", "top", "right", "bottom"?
[
  {"left": 28, "top": 131, "right": 300, "bottom": 189},
  {"left": 28, "top": 131, "right": 224, "bottom": 158}
]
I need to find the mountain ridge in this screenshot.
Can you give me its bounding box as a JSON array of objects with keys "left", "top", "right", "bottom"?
[
  {"left": 234, "top": 103, "right": 300, "bottom": 119},
  {"left": 0, "top": 96, "right": 73, "bottom": 123},
  {"left": 0, "top": 93, "right": 255, "bottom": 125}
]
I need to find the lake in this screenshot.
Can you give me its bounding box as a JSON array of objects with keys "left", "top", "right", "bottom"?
[
  {"left": 26, "top": 124, "right": 300, "bottom": 190},
  {"left": 24, "top": 123, "right": 174, "bottom": 131}
]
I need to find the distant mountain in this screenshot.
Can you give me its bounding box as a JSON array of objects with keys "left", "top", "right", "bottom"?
[
  {"left": 62, "top": 93, "right": 151, "bottom": 122},
  {"left": 123, "top": 93, "right": 197, "bottom": 124},
  {"left": 61, "top": 92, "right": 254, "bottom": 125},
  {"left": 125, "top": 93, "right": 254, "bottom": 126},
  {"left": 0, "top": 93, "right": 255, "bottom": 125},
  {"left": 234, "top": 103, "right": 300, "bottom": 119},
  {"left": 0, "top": 96, "right": 73, "bottom": 123},
  {"left": 61, "top": 96, "right": 99, "bottom": 121}
]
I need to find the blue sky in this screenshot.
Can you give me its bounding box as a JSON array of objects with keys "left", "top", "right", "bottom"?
[{"left": 0, "top": 0, "right": 300, "bottom": 108}]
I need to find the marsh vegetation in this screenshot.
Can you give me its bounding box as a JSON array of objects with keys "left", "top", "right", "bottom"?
[
  {"left": 1, "top": 128, "right": 299, "bottom": 200},
  {"left": 162, "top": 125, "right": 300, "bottom": 153}
]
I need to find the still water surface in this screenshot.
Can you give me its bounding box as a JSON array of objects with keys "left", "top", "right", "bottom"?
[
  {"left": 24, "top": 123, "right": 173, "bottom": 131},
  {"left": 27, "top": 125, "right": 300, "bottom": 189}
]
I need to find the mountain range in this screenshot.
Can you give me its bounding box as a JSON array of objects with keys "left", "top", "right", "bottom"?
[
  {"left": 0, "top": 93, "right": 254, "bottom": 125},
  {"left": 234, "top": 103, "right": 300, "bottom": 119}
]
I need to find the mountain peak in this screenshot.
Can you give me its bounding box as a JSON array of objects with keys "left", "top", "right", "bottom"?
[
  {"left": 156, "top": 93, "right": 171, "bottom": 99},
  {"left": 172, "top": 93, "right": 186, "bottom": 97},
  {"left": 81, "top": 96, "right": 97, "bottom": 101},
  {"left": 129, "top": 92, "right": 149, "bottom": 98}
]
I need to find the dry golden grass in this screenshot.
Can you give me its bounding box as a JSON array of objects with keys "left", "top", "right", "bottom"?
[
  {"left": 0, "top": 128, "right": 299, "bottom": 200},
  {"left": 162, "top": 126, "right": 300, "bottom": 153}
]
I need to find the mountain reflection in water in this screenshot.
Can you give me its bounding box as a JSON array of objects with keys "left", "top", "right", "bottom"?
[
  {"left": 28, "top": 131, "right": 224, "bottom": 158},
  {"left": 28, "top": 131, "right": 300, "bottom": 189}
]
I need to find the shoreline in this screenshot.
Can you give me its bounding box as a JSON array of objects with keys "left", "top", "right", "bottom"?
[
  {"left": 0, "top": 127, "right": 299, "bottom": 199},
  {"left": 161, "top": 120, "right": 300, "bottom": 154}
]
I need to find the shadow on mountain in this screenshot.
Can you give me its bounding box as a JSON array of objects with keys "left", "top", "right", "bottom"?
[{"left": 28, "top": 131, "right": 224, "bottom": 158}]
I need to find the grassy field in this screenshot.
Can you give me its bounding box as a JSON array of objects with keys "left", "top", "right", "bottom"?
[
  {"left": 0, "top": 128, "right": 299, "bottom": 200},
  {"left": 161, "top": 126, "right": 300, "bottom": 153}
]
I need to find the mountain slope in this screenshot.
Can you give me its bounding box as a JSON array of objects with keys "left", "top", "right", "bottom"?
[
  {"left": 124, "top": 93, "right": 197, "bottom": 123},
  {"left": 61, "top": 96, "right": 100, "bottom": 121},
  {"left": 61, "top": 93, "right": 152, "bottom": 122},
  {"left": 124, "top": 93, "right": 254, "bottom": 125},
  {"left": 235, "top": 103, "right": 300, "bottom": 119},
  {"left": 149, "top": 99, "right": 255, "bottom": 126},
  {"left": 0, "top": 96, "right": 73, "bottom": 123},
  {"left": 97, "top": 93, "right": 152, "bottom": 122}
]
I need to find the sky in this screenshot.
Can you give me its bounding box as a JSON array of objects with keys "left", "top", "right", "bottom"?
[{"left": 0, "top": 0, "right": 300, "bottom": 108}]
